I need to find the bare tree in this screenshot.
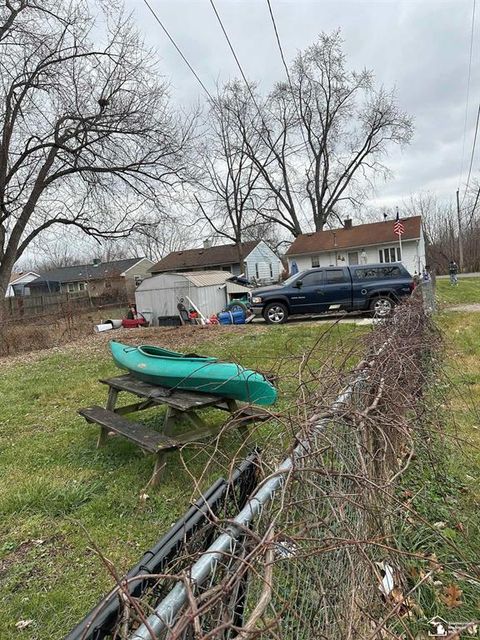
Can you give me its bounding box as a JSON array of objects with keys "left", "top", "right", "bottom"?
[
  {"left": 223, "top": 32, "right": 413, "bottom": 236},
  {"left": 0, "top": 0, "right": 193, "bottom": 304},
  {"left": 193, "top": 82, "right": 266, "bottom": 267}
]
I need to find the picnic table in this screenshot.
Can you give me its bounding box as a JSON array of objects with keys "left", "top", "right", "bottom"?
[{"left": 78, "top": 374, "right": 270, "bottom": 486}]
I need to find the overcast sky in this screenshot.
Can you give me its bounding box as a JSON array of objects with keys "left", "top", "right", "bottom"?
[{"left": 124, "top": 0, "right": 479, "bottom": 212}]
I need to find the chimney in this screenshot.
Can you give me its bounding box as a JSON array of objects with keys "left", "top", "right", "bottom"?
[
  {"left": 343, "top": 219, "right": 353, "bottom": 230},
  {"left": 203, "top": 239, "right": 212, "bottom": 249}
]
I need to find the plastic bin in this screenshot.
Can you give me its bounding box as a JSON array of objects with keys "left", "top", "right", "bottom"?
[{"left": 218, "top": 310, "right": 246, "bottom": 325}]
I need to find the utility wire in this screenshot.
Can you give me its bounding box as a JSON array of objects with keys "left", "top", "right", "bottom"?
[
  {"left": 461, "top": 103, "right": 480, "bottom": 207},
  {"left": 265, "top": 0, "right": 313, "bottom": 159},
  {"left": 458, "top": 0, "right": 476, "bottom": 189},
  {"left": 208, "top": 0, "right": 264, "bottom": 116},
  {"left": 142, "top": 0, "right": 215, "bottom": 102}
]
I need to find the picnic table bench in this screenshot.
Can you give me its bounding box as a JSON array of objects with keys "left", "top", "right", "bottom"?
[{"left": 79, "top": 374, "right": 270, "bottom": 486}]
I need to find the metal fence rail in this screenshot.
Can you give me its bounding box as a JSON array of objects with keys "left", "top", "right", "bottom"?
[
  {"left": 126, "top": 301, "right": 433, "bottom": 639},
  {"left": 65, "top": 452, "right": 259, "bottom": 640}
]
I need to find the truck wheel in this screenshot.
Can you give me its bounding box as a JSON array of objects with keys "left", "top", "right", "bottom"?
[
  {"left": 370, "top": 296, "right": 393, "bottom": 317},
  {"left": 264, "top": 302, "right": 288, "bottom": 324}
]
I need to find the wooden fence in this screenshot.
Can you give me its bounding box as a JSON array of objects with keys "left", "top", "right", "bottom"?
[{"left": 5, "top": 291, "right": 128, "bottom": 321}]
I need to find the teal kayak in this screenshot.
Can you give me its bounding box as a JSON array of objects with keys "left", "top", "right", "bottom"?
[{"left": 109, "top": 341, "right": 277, "bottom": 406}]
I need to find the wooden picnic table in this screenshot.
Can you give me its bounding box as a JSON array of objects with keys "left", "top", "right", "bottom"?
[{"left": 78, "top": 374, "right": 270, "bottom": 486}]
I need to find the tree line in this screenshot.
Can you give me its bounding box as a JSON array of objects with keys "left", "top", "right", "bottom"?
[{"left": 0, "top": 0, "right": 473, "bottom": 301}]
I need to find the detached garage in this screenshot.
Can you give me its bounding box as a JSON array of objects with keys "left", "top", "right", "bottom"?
[{"left": 135, "top": 271, "right": 250, "bottom": 325}]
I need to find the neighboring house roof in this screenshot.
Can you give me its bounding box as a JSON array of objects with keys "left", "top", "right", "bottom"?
[
  {"left": 9, "top": 271, "right": 22, "bottom": 283},
  {"left": 30, "top": 258, "right": 146, "bottom": 286},
  {"left": 286, "top": 216, "right": 422, "bottom": 256},
  {"left": 150, "top": 241, "right": 259, "bottom": 273}
]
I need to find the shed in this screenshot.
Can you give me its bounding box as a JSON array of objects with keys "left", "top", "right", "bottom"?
[{"left": 135, "top": 271, "right": 250, "bottom": 325}]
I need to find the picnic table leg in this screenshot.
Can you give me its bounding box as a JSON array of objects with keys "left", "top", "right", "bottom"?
[
  {"left": 227, "top": 399, "right": 250, "bottom": 441},
  {"left": 151, "top": 452, "right": 167, "bottom": 487},
  {"left": 97, "top": 387, "right": 119, "bottom": 447},
  {"left": 163, "top": 407, "right": 179, "bottom": 436}
]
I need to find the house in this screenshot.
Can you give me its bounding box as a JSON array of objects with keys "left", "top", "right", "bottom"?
[
  {"left": 149, "top": 240, "right": 282, "bottom": 285},
  {"left": 135, "top": 271, "right": 251, "bottom": 324},
  {"left": 5, "top": 271, "right": 40, "bottom": 297},
  {"left": 286, "top": 216, "right": 425, "bottom": 277},
  {"left": 28, "top": 257, "right": 153, "bottom": 298}
]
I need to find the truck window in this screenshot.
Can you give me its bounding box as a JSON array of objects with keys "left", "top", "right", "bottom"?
[
  {"left": 355, "top": 266, "right": 402, "bottom": 279},
  {"left": 325, "top": 269, "right": 348, "bottom": 284},
  {"left": 301, "top": 271, "right": 324, "bottom": 286}
]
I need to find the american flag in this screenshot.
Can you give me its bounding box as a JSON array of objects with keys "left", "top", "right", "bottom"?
[{"left": 394, "top": 210, "right": 405, "bottom": 236}]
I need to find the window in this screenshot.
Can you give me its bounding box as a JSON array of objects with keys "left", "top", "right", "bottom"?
[
  {"left": 379, "top": 247, "right": 402, "bottom": 263},
  {"left": 134, "top": 275, "right": 143, "bottom": 286},
  {"left": 325, "top": 269, "right": 347, "bottom": 284},
  {"left": 355, "top": 266, "right": 402, "bottom": 280},
  {"left": 78, "top": 282, "right": 86, "bottom": 291},
  {"left": 67, "top": 282, "right": 76, "bottom": 293},
  {"left": 311, "top": 256, "right": 320, "bottom": 267},
  {"left": 255, "top": 263, "right": 260, "bottom": 279},
  {"left": 300, "top": 271, "right": 324, "bottom": 287},
  {"left": 269, "top": 263, "right": 273, "bottom": 278}
]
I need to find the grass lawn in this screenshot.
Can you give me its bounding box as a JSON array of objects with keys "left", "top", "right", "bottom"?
[
  {"left": 435, "top": 276, "right": 480, "bottom": 305},
  {"left": 392, "top": 310, "right": 480, "bottom": 635},
  {"left": 0, "top": 320, "right": 366, "bottom": 639}
]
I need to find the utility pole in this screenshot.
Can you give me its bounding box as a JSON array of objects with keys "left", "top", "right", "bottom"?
[{"left": 456, "top": 189, "right": 464, "bottom": 272}]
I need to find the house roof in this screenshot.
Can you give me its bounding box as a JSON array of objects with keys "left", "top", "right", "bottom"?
[
  {"left": 286, "top": 216, "right": 422, "bottom": 256},
  {"left": 30, "top": 258, "right": 146, "bottom": 286},
  {"left": 150, "top": 241, "right": 259, "bottom": 273}
]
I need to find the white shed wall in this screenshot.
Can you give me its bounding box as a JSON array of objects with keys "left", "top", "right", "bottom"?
[
  {"left": 244, "top": 241, "right": 282, "bottom": 284},
  {"left": 135, "top": 273, "right": 228, "bottom": 325}
]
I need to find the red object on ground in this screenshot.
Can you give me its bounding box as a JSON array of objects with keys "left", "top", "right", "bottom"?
[{"left": 121, "top": 318, "right": 148, "bottom": 328}]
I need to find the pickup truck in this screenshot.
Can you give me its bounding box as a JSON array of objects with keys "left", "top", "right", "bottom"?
[{"left": 249, "top": 263, "right": 414, "bottom": 324}]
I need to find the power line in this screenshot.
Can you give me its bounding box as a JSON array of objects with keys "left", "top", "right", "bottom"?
[
  {"left": 265, "top": 0, "right": 312, "bottom": 158},
  {"left": 462, "top": 103, "right": 480, "bottom": 205},
  {"left": 458, "top": 0, "right": 476, "bottom": 188},
  {"left": 142, "top": 0, "right": 215, "bottom": 102},
  {"left": 208, "top": 0, "right": 264, "bottom": 116}
]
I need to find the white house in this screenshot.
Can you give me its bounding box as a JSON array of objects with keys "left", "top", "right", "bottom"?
[
  {"left": 5, "top": 271, "right": 40, "bottom": 297},
  {"left": 135, "top": 271, "right": 250, "bottom": 324},
  {"left": 150, "top": 240, "right": 282, "bottom": 285},
  {"left": 286, "top": 216, "right": 425, "bottom": 277}
]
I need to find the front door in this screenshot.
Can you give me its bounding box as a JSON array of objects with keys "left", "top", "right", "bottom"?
[
  {"left": 289, "top": 270, "right": 324, "bottom": 313},
  {"left": 348, "top": 251, "right": 359, "bottom": 265}
]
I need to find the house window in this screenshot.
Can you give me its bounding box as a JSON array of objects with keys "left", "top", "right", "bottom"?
[
  {"left": 67, "top": 282, "right": 76, "bottom": 293},
  {"left": 379, "top": 247, "right": 401, "bottom": 263},
  {"left": 255, "top": 263, "right": 260, "bottom": 278},
  {"left": 269, "top": 263, "right": 273, "bottom": 278},
  {"left": 134, "top": 275, "right": 143, "bottom": 286},
  {"left": 78, "top": 282, "right": 86, "bottom": 291},
  {"left": 311, "top": 256, "right": 320, "bottom": 267}
]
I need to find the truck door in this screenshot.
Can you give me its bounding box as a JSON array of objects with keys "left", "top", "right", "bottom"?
[
  {"left": 289, "top": 270, "right": 324, "bottom": 313},
  {"left": 320, "top": 268, "right": 352, "bottom": 311}
]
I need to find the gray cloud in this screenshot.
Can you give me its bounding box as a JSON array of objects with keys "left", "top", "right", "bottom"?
[{"left": 126, "top": 0, "right": 479, "bottom": 209}]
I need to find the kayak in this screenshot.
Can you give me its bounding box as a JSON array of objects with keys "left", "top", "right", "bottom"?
[{"left": 109, "top": 341, "right": 277, "bottom": 406}]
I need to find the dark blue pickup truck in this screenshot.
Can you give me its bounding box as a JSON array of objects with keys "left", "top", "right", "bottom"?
[{"left": 250, "top": 263, "right": 414, "bottom": 324}]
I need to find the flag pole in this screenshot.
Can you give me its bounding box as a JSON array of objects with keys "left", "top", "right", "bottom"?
[{"left": 396, "top": 207, "right": 402, "bottom": 262}]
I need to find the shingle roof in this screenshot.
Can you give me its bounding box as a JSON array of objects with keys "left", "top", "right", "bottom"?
[
  {"left": 286, "top": 216, "right": 422, "bottom": 256},
  {"left": 30, "top": 258, "right": 145, "bottom": 285},
  {"left": 150, "top": 241, "right": 259, "bottom": 273}
]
